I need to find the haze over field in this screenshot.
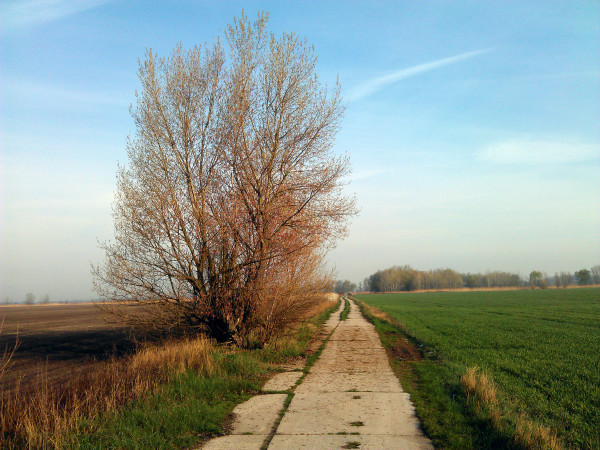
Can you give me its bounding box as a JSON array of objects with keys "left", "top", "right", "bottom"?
[{"left": 1, "top": 1, "right": 599, "bottom": 301}]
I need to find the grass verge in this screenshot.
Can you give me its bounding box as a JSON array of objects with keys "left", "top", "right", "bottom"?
[
  {"left": 354, "top": 298, "right": 562, "bottom": 449},
  {"left": 1, "top": 298, "right": 340, "bottom": 449},
  {"left": 339, "top": 298, "right": 350, "bottom": 321}
]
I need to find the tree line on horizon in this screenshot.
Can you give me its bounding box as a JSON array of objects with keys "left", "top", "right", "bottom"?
[{"left": 334, "top": 264, "right": 600, "bottom": 293}]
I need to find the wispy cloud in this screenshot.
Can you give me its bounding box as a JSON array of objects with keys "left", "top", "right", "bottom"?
[
  {"left": 347, "top": 49, "right": 492, "bottom": 102},
  {"left": 3, "top": 78, "right": 130, "bottom": 108},
  {"left": 1, "top": 0, "right": 113, "bottom": 31},
  {"left": 478, "top": 139, "right": 600, "bottom": 164}
]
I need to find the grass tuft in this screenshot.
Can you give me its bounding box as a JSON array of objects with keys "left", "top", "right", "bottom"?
[
  {"left": 461, "top": 366, "right": 562, "bottom": 450},
  {"left": 461, "top": 366, "right": 497, "bottom": 408},
  {"left": 514, "top": 414, "right": 562, "bottom": 450}
]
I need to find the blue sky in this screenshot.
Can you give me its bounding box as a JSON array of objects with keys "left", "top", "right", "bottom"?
[{"left": 1, "top": 1, "right": 599, "bottom": 301}]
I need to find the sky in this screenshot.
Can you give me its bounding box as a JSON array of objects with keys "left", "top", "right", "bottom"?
[{"left": 1, "top": 1, "right": 599, "bottom": 301}]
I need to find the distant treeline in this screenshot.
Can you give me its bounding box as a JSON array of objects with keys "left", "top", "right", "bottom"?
[{"left": 350, "top": 264, "right": 600, "bottom": 293}]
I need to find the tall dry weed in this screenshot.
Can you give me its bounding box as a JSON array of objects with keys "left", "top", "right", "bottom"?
[
  {"left": 514, "top": 414, "right": 562, "bottom": 450},
  {"left": 461, "top": 366, "right": 497, "bottom": 407},
  {"left": 460, "top": 366, "right": 563, "bottom": 450},
  {"left": 0, "top": 336, "right": 213, "bottom": 449},
  {"left": 0, "top": 319, "right": 18, "bottom": 381}
]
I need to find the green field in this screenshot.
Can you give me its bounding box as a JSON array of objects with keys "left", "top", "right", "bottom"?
[{"left": 356, "top": 288, "right": 600, "bottom": 449}]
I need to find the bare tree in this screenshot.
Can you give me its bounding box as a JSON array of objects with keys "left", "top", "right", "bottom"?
[
  {"left": 334, "top": 280, "right": 357, "bottom": 294},
  {"left": 559, "top": 272, "right": 572, "bottom": 288},
  {"left": 591, "top": 265, "right": 600, "bottom": 284},
  {"left": 24, "top": 293, "right": 35, "bottom": 305},
  {"left": 93, "top": 12, "right": 356, "bottom": 346},
  {"left": 529, "top": 270, "right": 542, "bottom": 288}
]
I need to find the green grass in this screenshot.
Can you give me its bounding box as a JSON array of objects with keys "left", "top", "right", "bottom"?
[
  {"left": 356, "top": 288, "right": 600, "bottom": 449},
  {"left": 340, "top": 298, "right": 350, "bottom": 321},
  {"left": 70, "top": 372, "right": 258, "bottom": 449},
  {"left": 68, "top": 299, "right": 341, "bottom": 449}
]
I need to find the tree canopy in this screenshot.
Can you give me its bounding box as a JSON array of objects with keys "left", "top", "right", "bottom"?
[{"left": 93, "top": 12, "right": 356, "bottom": 346}]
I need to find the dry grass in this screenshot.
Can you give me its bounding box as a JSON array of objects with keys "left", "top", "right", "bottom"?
[
  {"left": 514, "top": 414, "right": 563, "bottom": 450},
  {"left": 461, "top": 366, "right": 497, "bottom": 407},
  {"left": 360, "top": 302, "right": 403, "bottom": 329},
  {"left": 0, "top": 336, "right": 214, "bottom": 449},
  {"left": 460, "top": 366, "right": 562, "bottom": 450},
  {"left": 0, "top": 319, "right": 18, "bottom": 382},
  {"left": 306, "top": 296, "right": 338, "bottom": 318}
]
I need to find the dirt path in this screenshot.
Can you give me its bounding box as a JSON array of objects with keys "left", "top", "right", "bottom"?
[{"left": 203, "top": 299, "right": 432, "bottom": 449}]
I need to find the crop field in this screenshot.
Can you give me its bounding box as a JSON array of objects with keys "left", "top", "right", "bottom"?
[
  {"left": 356, "top": 288, "right": 600, "bottom": 449},
  {"left": 0, "top": 303, "right": 136, "bottom": 392}
]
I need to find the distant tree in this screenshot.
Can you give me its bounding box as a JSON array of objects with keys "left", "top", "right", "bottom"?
[
  {"left": 465, "top": 274, "right": 477, "bottom": 288},
  {"left": 574, "top": 269, "right": 591, "bottom": 286},
  {"left": 554, "top": 272, "right": 561, "bottom": 289},
  {"left": 25, "top": 293, "right": 35, "bottom": 305},
  {"left": 334, "top": 280, "right": 343, "bottom": 294},
  {"left": 334, "top": 280, "right": 356, "bottom": 294},
  {"left": 540, "top": 273, "right": 550, "bottom": 289},
  {"left": 511, "top": 274, "right": 524, "bottom": 286},
  {"left": 559, "top": 272, "right": 572, "bottom": 288},
  {"left": 41, "top": 294, "right": 50, "bottom": 304},
  {"left": 529, "top": 271, "right": 542, "bottom": 288},
  {"left": 362, "top": 277, "right": 371, "bottom": 292},
  {"left": 591, "top": 265, "right": 600, "bottom": 284}
]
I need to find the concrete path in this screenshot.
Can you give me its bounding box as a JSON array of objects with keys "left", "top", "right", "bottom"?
[
  {"left": 269, "top": 299, "right": 432, "bottom": 449},
  {"left": 202, "top": 298, "right": 432, "bottom": 449}
]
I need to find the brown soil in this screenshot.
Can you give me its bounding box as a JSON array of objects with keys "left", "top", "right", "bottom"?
[
  {"left": 0, "top": 303, "right": 138, "bottom": 393},
  {"left": 385, "top": 334, "right": 422, "bottom": 363}
]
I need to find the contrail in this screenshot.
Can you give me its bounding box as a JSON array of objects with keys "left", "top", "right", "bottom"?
[
  {"left": 1, "top": 0, "right": 114, "bottom": 31},
  {"left": 348, "top": 49, "right": 493, "bottom": 101}
]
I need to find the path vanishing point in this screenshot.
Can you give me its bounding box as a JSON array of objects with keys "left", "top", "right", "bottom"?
[{"left": 203, "top": 299, "right": 433, "bottom": 449}]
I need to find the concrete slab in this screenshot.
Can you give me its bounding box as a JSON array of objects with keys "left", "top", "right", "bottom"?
[
  {"left": 277, "top": 392, "right": 421, "bottom": 436},
  {"left": 262, "top": 371, "right": 303, "bottom": 391},
  {"left": 268, "top": 299, "right": 433, "bottom": 449},
  {"left": 269, "top": 434, "right": 433, "bottom": 449},
  {"left": 204, "top": 298, "right": 433, "bottom": 449},
  {"left": 203, "top": 434, "right": 266, "bottom": 450},
  {"left": 228, "top": 394, "right": 287, "bottom": 435},
  {"left": 323, "top": 300, "right": 344, "bottom": 331},
  {"left": 295, "top": 371, "right": 402, "bottom": 393}
]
